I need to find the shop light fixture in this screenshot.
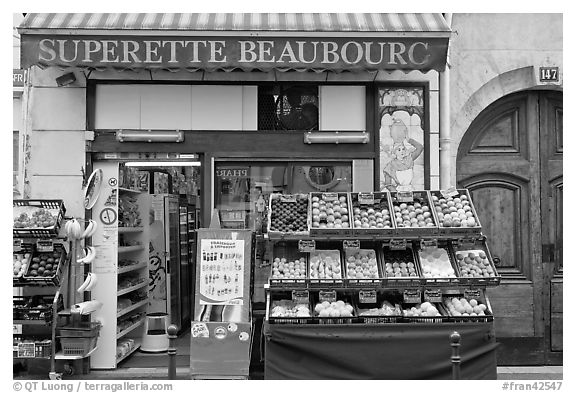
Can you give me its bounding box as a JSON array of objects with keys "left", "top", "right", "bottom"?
[
  {"left": 304, "top": 131, "right": 369, "bottom": 144},
  {"left": 116, "top": 130, "right": 184, "bottom": 143},
  {"left": 125, "top": 161, "right": 201, "bottom": 167}
]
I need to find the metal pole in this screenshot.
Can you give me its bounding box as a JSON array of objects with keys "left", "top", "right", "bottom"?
[
  {"left": 450, "top": 331, "right": 461, "bottom": 380},
  {"left": 167, "top": 325, "right": 178, "bottom": 380},
  {"left": 439, "top": 13, "right": 453, "bottom": 189}
]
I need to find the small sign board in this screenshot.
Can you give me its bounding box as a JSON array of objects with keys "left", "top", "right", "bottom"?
[
  {"left": 343, "top": 239, "right": 360, "bottom": 251},
  {"left": 36, "top": 239, "right": 54, "bottom": 253},
  {"left": 420, "top": 239, "right": 438, "bottom": 250},
  {"left": 280, "top": 195, "right": 297, "bottom": 203},
  {"left": 403, "top": 289, "right": 421, "bottom": 303},
  {"left": 292, "top": 290, "right": 309, "bottom": 304},
  {"left": 464, "top": 289, "right": 482, "bottom": 301},
  {"left": 396, "top": 191, "right": 414, "bottom": 203},
  {"left": 13, "top": 239, "right": 22, "bottom": 252},
  {"left": 13, "top": 69, "right": 25, "bottom": 87},
  {"left": 389, "top": 239, "right": 407, "bottom": 250},
  {"left": 298, "top": 239, "right": 316, "bottom": 252},
  {"left": 322, "top": 192, "right": 338, "bottom": 202},
  {"left": 13, "top": 324, "right": 22, "bottom": 334},
  {"left": 359, "top": 289, "right": 377, "bottom": 303},
  {"left": 440, "top": 187, "right": 459, "bottom": 198},
  {"left": 539, "top": 66, "right": 559, "bottom": 82},
  {"left": 319, "top": 290, "right": 337, "bottom": 303},
  {"left": 358, "top": 193, "right": 375, "bottom": 205},
  {"left": 424, "top": 289, "right": 443, "bottom": 303}
]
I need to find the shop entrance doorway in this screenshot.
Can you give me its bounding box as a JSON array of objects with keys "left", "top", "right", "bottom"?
[{"left": 456, "top": 90, "right": 562, "bottom": 365}]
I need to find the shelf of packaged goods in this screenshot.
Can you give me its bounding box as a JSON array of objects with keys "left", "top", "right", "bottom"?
[
  {"left": 55, "top": 346, "right": 97, "bottom": 360},
  {"left": 118, "top": 187, "right": 141, "bottom": 194},
  {"left": 116, "top": 318, "right": 145, "bottom": 339},
  {"left": 116, "top": 340, "right": 141, "bottom": 365},
  {"left": 117, "top": 281, "right": 148, "bottom": 297},
  {"left": 118, "top": 227, "right": 144, "bottom": 234},
  {"left": 118, "top": 263, "right": 147, "bottom": 275},
  {"left": 117, "top": 299, "right": 148, "bottom": 318},
  {"left": 118, "top": 245, "right": 145, "bottom": 254}
]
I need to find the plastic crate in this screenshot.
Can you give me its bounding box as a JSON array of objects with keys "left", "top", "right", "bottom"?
[
  {"left": 416, "top": 243, "right": 462, "bottom": 286},
  {"left": 389, "top": 191, "right": 438, "bottom": 236},
  {"left": 13, "top": 199, "right": 66, "bottom": 238},
  {"left": 442, "top": 295, "right": 494, "bottom": 323},
  {"left": 429, "top": 189, "right": 483, "bottom": 236},
  {"left": 22, "top": 242, "right": 67, "bottom": 286},
  {"left": 349, "top": 192, "right": 396, "bottom": 236},
  {"left": 269, "top": 242, "right": 308, "bottom": 288},
  {"left": 343, "top": 247, "right": 384, "bottom": 287},
  {"left": 356, "top": 292, "right": 403, "bottom": 324},
  {"left": 267, "top": 193, "right": 310, "bottom": 238},
  {"left": 308, "top": 249, "right": 344, "bottom": 288},
  {"left": 380, "top": 245, "right": 424, "bottom": 287},
  {"left": 311, "top": 292, "right": 357, "bottom": 325},
  {"left": 449, "top": 237, "right": 501, "bottom": 287},
  {"left": 268, "top": 292, "right": 314, "bottom": 325},
  {"left": 58, "top": 336, "right": 98, "bottom": 357},
  {"left": 402, "top": 303, "right": 449, "bottom": 324}
]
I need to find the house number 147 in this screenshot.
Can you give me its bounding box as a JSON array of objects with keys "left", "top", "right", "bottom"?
[{"left": 539, "top": 67, "right": 559, "bottom": 82}]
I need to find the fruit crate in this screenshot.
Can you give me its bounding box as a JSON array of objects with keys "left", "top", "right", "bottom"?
[
  {"left": 389, "top": 191, "right": 438, "bottom": 237},
  {"left": 22, "top": 242, "right": 67, "bottom": 286},
  {"left": 356, "top": 292, "right": 403, "bottom": 324},
  {"left": 429, "top": 189, "right": 483, "bottom": 237},
  {"left": 442, "top": 294, "right": 494, "bottom": 323},
  {"left": 269, "top": 242, "right": 309, "bottom": 288},
  {"left": 13, "top": 243, "right": 35, "bottom": 284},
  {"left": 13, "top": 294, "right": 64, "bottom": 322},
  {"left": 309, "top": 192, "right": 353, "bottom": 237},
  {"left": 267, "top": 292, "right": 314, "bottom": 325},
  {"left": 449, "top": 237, "right": 501, "bottom": 287},
  {"left": 415, "top": 243, "right": 462, "bottom": 287},
  {"left": 343, "top": 247, "right": 384, "bottom": 287},
  {"left": 308, "top": 249, "right": 345, "bottom": 288},
  {"left": 267, "top": 193, "right": 310, "bottom": 238},
  {"left": 349, "top": 192, "right": 396, "bottom": 236},
  {"left": 401, "top": 302, "right": 449, "bottom": 324},
  {"left": 311, "top": 292, "right": 357, "bottom": 325},
  {"left": 13, "top": 199, "right": 66, "bottom": 238},
  {"left": 380, "top": 245, "right": 424, "bottom": 287}
]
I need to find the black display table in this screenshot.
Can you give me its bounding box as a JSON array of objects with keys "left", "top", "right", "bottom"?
[{"left": 263, "top": 322, "right": 498, "bottom": 380}]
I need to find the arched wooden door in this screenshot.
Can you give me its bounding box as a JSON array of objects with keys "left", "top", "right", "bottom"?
[{"left": 457, "top": 90, "right": 562, "bottom": 365}]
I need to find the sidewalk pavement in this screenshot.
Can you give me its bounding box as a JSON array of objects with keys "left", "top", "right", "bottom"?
[{"left": 497, "top": 366, "right": 563, "bottom": 380}]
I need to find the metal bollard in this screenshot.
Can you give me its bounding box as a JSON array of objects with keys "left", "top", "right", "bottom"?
[
  {"left": 450, "top": 331, "right": 461, "bottom": 380},
  {"left": 167, "top": 325, "right": 178, "bottom": 380}
]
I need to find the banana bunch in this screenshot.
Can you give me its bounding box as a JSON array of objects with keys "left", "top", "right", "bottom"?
[
  {"left": 64, "top": 219, "right": 97, "bottom": 240},
  {"left": 77, "top": 272, "right": 98, "bottom": 293},
  {"left": 77, "top": 246, "right": 97, "bottom": 264}
]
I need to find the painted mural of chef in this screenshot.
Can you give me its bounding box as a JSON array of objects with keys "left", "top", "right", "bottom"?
[{"left": 381, "top": 118, "right": 423, "bottom": 192}]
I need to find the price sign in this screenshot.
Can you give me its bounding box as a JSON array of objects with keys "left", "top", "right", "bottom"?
[
  {"left": 389, "top": 239, "right": 407, "bottom": 250},
  {"left": 298, "top": 239, "right": 316, "bottom": 252},
  {"left": 456, "top": 237, "right": 477, "bottom": 247},
  {"left": 322, "top": 192, "right": 338, "bottom": 202},
  {"left": 319, "top": 290, "right": 337, "bottom": 303},
  {"left": 420, "top": 239, "right": 438, "bottom": 250},
  {"left": 343, "top": 239, "right": 360, "bottom": 251},
  {"left": 396, "top": 191, "right": 414, "bottom": 203},
  {"left": 359, "top": 290, "right": 377, "bottom": 303},
  {"left": 292, "top": 290, "right": 309, "bottom": 304},
  {"left": 36, "top": 239, "right": 54, "bottom": 253},
  {"left": 280, "top": 195, "right": 297, "bottom": 203},
  {"left": 440, "top": 187, "right": 459, "bottom": 198},
  {"left": 403, "top": 289, "right": 421, "bottom": 303},
  {"left": 464, "top": 289, "right": 482, "bottom": 301},
  {"left": 424, "top": 289, "right": 442, "bottom": 303},
  {"left": 358, "top": 193, "right": 375, "bottom": 205},
  {"left": 13, "top": 239, "right": 22, "bottom": 252}
]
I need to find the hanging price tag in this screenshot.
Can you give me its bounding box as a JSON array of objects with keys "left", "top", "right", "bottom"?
[
  {"left": 464, "top": 289, "right": 482, "bottom": 301},
  {"left": 280, "top": 195, "right": 297, "bottom": 203},
  {"left": 389, "top": 239, "right": 407, "bottom": 250},
  {"left": 440, "top": 187, "right": 459, "bottom": 198},
  {"left": 319, "top": 290, "right": 337, "bottom": 303},
  {"left": 424, "top": 289, "right": 443, "bottom": 303},
  {"left": 343, "top": 239, "right": 360, "bottom": 251},
  {"left": 420, "top": 239, "right": 438, "bottom": 250},
  {"left": 358, "top": 193, "right": 375, "bottom": 205},
  {"left": 13, "top": 239, "right": 22, "bottom": 252},
  {"left": 298, "top": 239, "right": 316, "bottom": 252},
  {"left": 396, "top": 191, "right": 414, "bottom": 203},
  {"left": 322, "top": 192, "right": 338, "bottom": 202},
  {"left": 36, "top": 239, "right": 54, "bottom": 253},
  {"left": 292, "top": 290, "right": 309, "bottom": 304},
  {"left": 403, "top": 289, "right": 421, "bottom": 303},
  {"left": 359, "top": 290, "right": 377, "bottom": 303}
]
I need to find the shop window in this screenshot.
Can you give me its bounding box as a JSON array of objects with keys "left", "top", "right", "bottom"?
[
  {"left": 258, "top": 85, "right": 319, "bottom": 131},
  {"left": 214, "top": 161, "right": 351, "bottom": 231}
]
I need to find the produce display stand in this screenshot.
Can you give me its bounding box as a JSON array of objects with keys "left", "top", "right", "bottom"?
[{"left": 262, "top": 190, "right": 500, "bottom": 380}]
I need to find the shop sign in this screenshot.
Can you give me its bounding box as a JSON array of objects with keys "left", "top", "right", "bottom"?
[
  {"left": 13, "top": 69, "right": 25, "bottom": 87},
  {"left": 21, "top": 35, "right": 449, "bottom": 72},
  {"left": 216, "top": 168, "right": 248, "bottom": 178}
]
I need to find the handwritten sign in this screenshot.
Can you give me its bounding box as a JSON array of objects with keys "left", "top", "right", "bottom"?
[
  {"left": 403, "top": 289, "right": 421, "bottom": 303},
  {"left": 292, "top": 290, "right": 310, "bottom": 304},
  {"left": 359, "top": 290, "right": 377, "bottom": 303},
  {"left": 319, "top": 290, "right": 337, "bottom": 303},
  {"left": 424, "top": 289, "right": 442, "bottom": 303},
  {"left": 298, "top": 239, "right": 316, "bottom": 252}
]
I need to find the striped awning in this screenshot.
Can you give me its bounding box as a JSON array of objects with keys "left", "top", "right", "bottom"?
[
  {"left": 19, "top": 13, "right": 450, "bottom": 34},
  {"left": 19, "top": 13, "right": 451, "bottom": 73}
]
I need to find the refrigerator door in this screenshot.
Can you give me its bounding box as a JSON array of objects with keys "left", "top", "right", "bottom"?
[
  {"left": 179, "top": 203, "right": 191, "bottom": 330},
  {"left": 149, "top": 194, "right": 168, "bottom": 314},
  {"left": 165, "top": 196, "right": 182, "bottom": 330}
]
